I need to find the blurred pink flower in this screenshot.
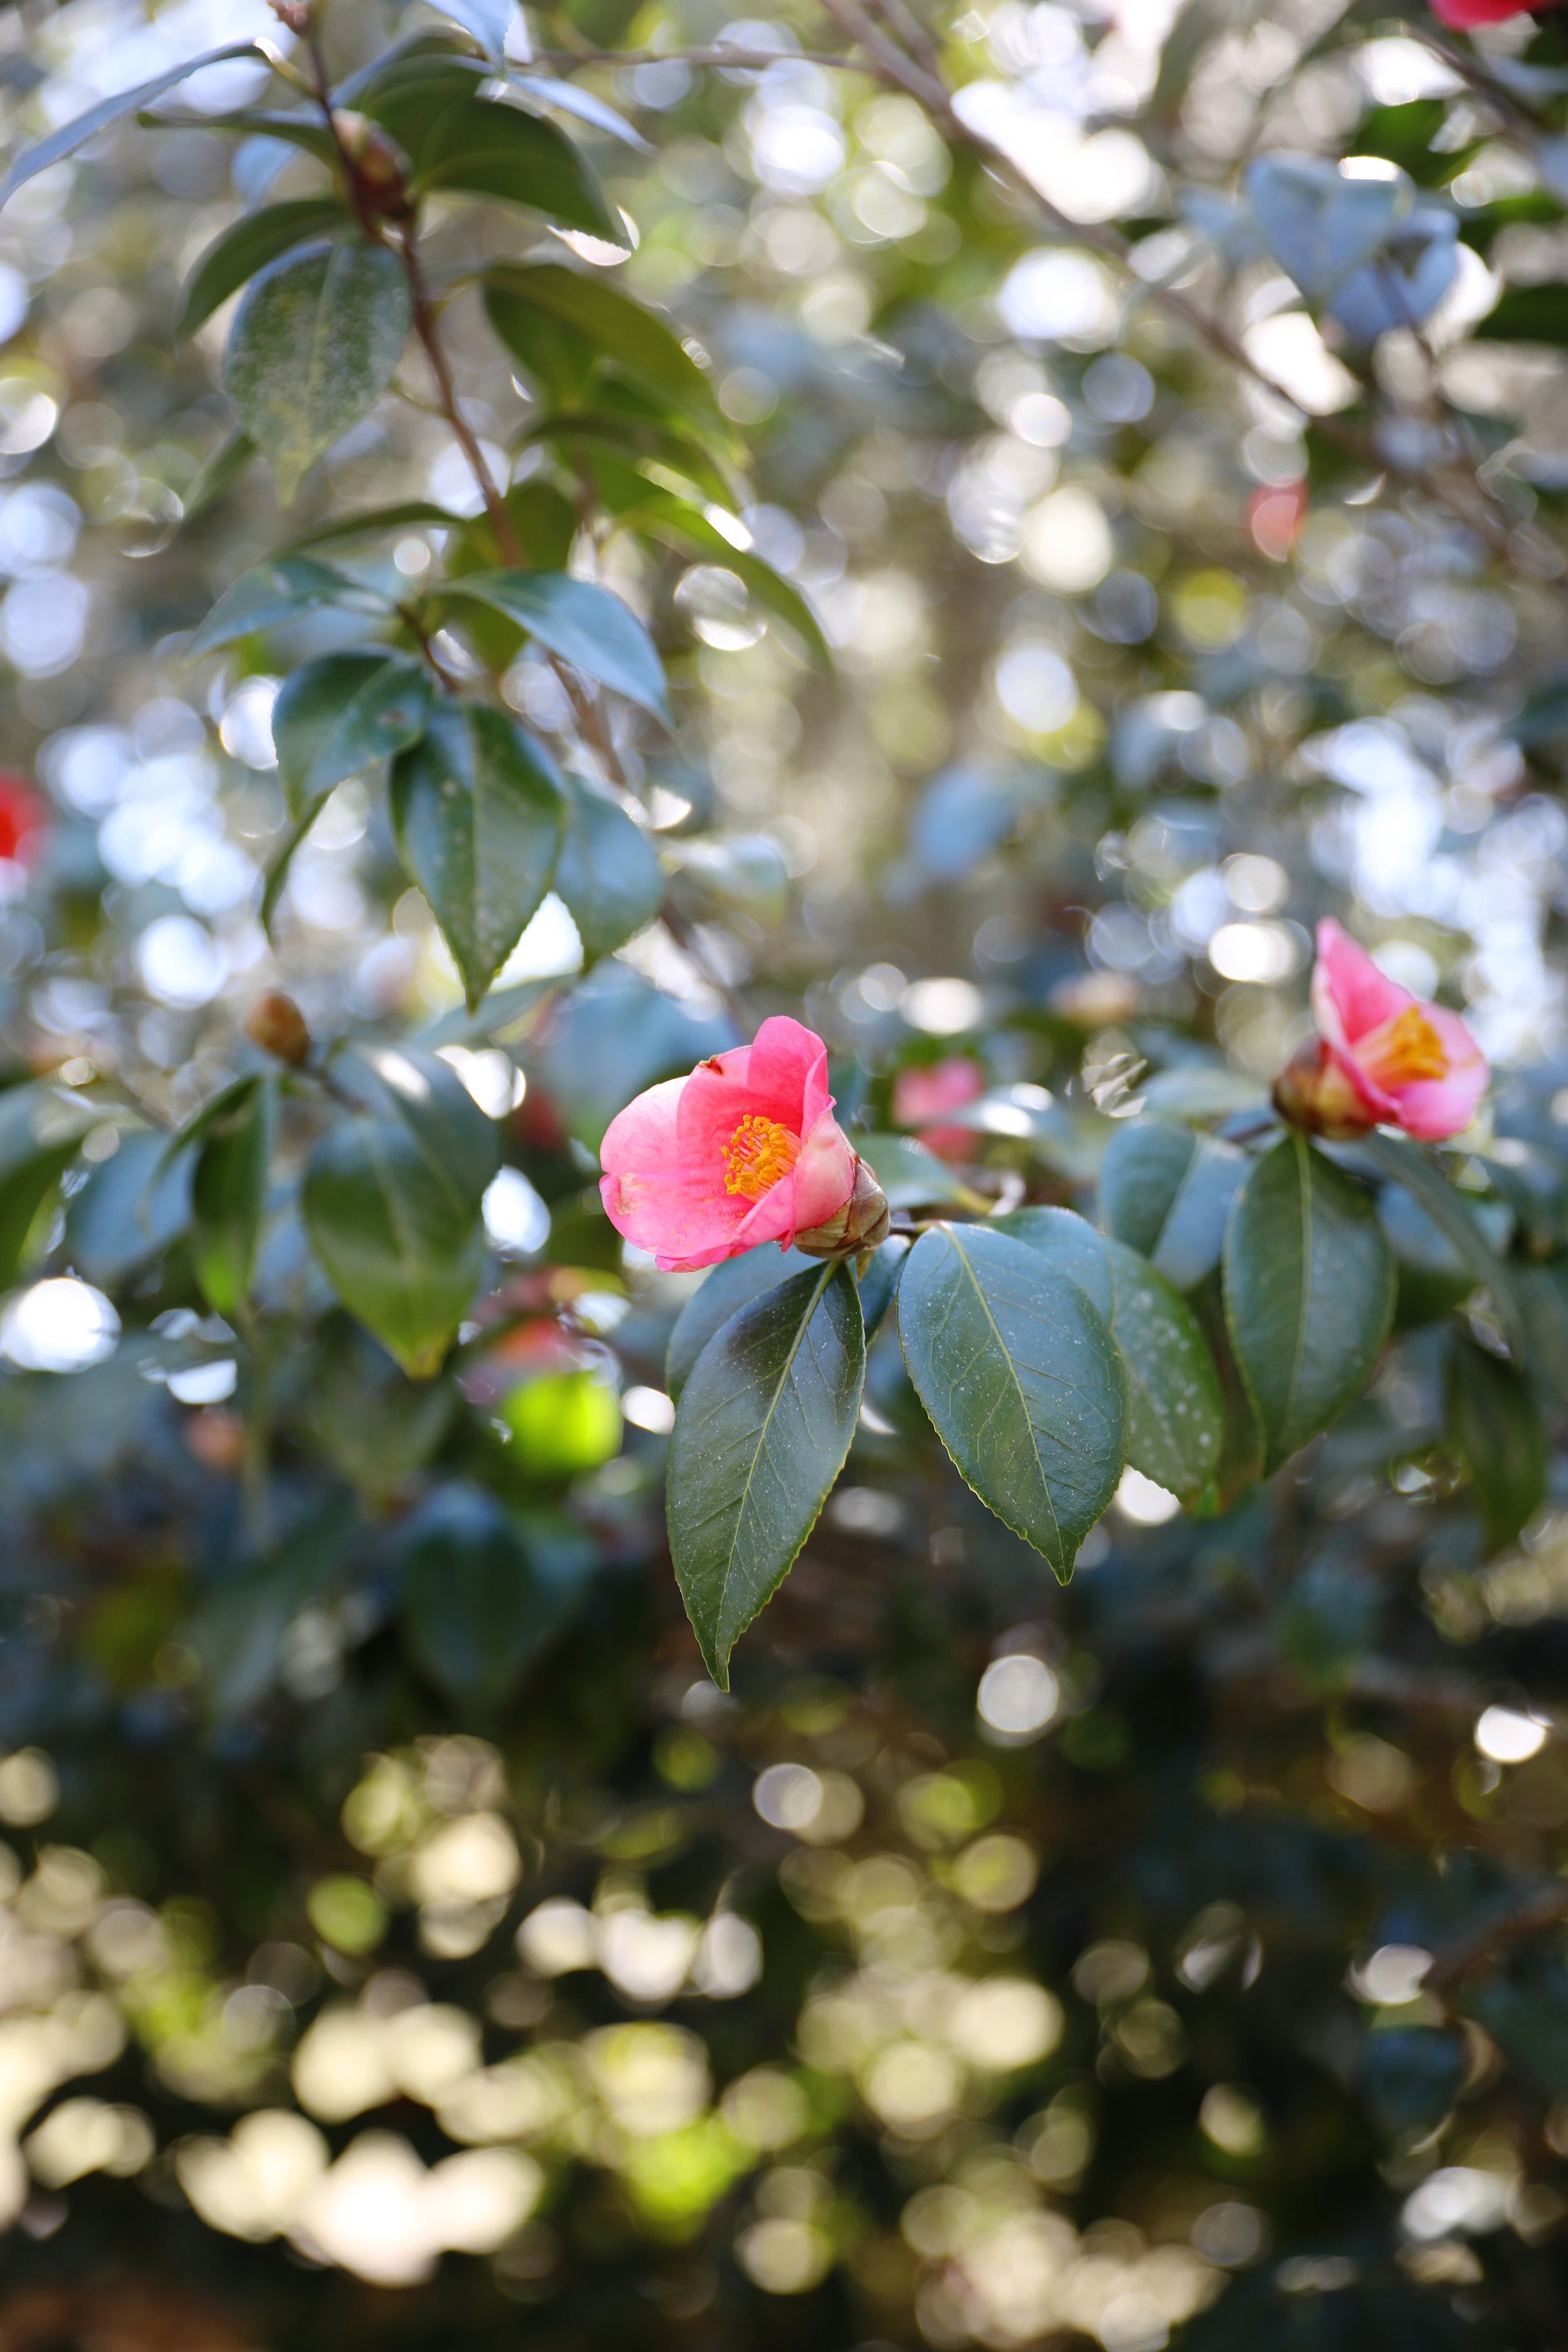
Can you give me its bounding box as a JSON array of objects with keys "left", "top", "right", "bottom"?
[
  {"left": 600, "top": 1016, "right": 862, "bottom": 1273},
  {"left": 1431, "top": 0, "right": 1540, "bottom": 25},
  {"left": 893, "top": 1056, "right": 985, "bottom": 1160},
  {"left": 1274, "top": 919, "right": 1488, "bottom": 1143}
]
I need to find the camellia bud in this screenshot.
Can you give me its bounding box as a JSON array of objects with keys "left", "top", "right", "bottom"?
[
  {"left": 1271, "top": 1037, "right": 1377, "bottom": 1142},
  {"left": 793, "top": 1155, "right": 891, "bottom": 1259},
  {"left": 246, "top": 991, "right": 312, "bottom": 1069},
  {"left": 334, "top": 111, "right": 413, "bottom": 221}
]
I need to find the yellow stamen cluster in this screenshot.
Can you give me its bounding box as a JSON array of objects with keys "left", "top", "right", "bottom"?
[
  {"left": 1360, "top": 1005, "right": 1449, "bottom": 1088},
  {"left": 723, "top": 1114, "right": 798, "bottom": 1199}
]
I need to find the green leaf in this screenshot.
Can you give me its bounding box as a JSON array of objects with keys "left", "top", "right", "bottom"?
[
  {"left": 426, "top": 0, "right": 515, "bottom": 63},
  {"left": 146, "top": 109, "right": 342, "bottom": 168},
  {"left": 186, "top": 555, "right": 388, "bottom": 659},
  {"left": 668, "top": 1262, "right": 865, "bottom": 1688},
  {"left": 222, "top": 240, "right": 413, "bottom": 505},
  {"left": 1223, "top": 1133, "right": 1396, "bottom": 1475},
  {"left": 176, "top": 430, "right": 256, "bottom": 532},
  {"left": 623, "top": 494, "right": 834, "bottom": 667},
  {"left": 898, "top": 1223, "right": 1127, "bottom": 1579},
  {"left": 1448, "top": 1333, "right": 1545, "bottom": 1555},
  {"left": 441, "top": 569, "right": 672, "bottom": 725},
  {"left": 0, "top": 1084, "right": 101, "bottom": 1286},
  {"left": 188, "top": 1076, "right": 274, "bottom": 1319},
  {"left": 411, "top": 93, "right": 623, "bottom": 241},
  {"left": 179, "top": 197, "right": 354, "bottom": 336},
  {"left": 302, "top": 1043, "right": 501, "bottom": 1377},
  {"left": 278, "top": 500, "right": 462, "bottom": 551},
  {"left": 1098, "top": 1117, "right": 1246, "bottom": 1292},
  {"left": 484, "top": 264, "right": 721, "bottom": 423},
  {"left": 665, "top": 1246, "right": 813, "bottom": 1400},
  {"left": 1362, "top": 1128, "right": 1530, "bottom": 1363},
  {"left": 304, "top": 1315, "right": 455, "bottom": 1501},
  {"left": 401, "top": 1484, "right": 554, "bottom": 1707},
  {"left": 527, "top": 412, "right": 739, "bottom": 511},
  {"left": 998, "top": 1207, "right": 1223, "bottom": 1505},
  {"left": 507, "top": 73, "right": 648, "bottom": 151},
  {"left": 553, "top": 773, "right": 662, "bottom": 958},
  {"left": 856, "top": 1132, "right": 988, "bottom": 1212},
  {"left": 65, "top": 1129, "right": 192, "bottom": 1288},
  {"left": 857, "top": 1237, "right": 910, "bottom": 1343},
  {"left": 0, "top": 41, "right": 267, "bottom": 211},
  {"left": 1472, "top": 283, "right": 1568, "bottom": 344},
  {"left": 259, "top": 806, "right": 315, "bottom": 939},
  {"left": 272, "top": 651, "right": 433, "bottom": 820},
  {"left": 390, "top": 702, "right": 565, "bottom": 1010},
  {"left": 1101, "top": 1237, "right": 1223, "bottom": 1505}
]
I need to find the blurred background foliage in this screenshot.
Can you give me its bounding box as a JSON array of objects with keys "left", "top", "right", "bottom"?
[{"left": 1, "top": 0, "right": 1567, "bottom": 2345}]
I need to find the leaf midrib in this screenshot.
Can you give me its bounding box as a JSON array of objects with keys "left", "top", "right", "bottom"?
[
  {"left": 712, "top": 1262, "right": 837, "bottom": 1634},
  {"left": 947, "top": 1229, "right": 1064, "bottom": 1562}
]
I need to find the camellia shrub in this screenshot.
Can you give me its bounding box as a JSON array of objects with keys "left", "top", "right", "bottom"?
[{"left": 4, "top": 0, "right": 1568, "bottom": 2343}]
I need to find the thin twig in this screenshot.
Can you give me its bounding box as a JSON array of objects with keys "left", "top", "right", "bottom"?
[{"left": 800, "top": 0, "right": 1566, "bottom": 585}]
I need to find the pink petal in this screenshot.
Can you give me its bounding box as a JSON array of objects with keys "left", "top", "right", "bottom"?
[
  {"left": 675, "top": 1016, "right": 832, "bottom": 1170},
  {"left": 1311, "top": 919, "right": 1412, "bottom": 1049},
  {"left": 1383, "top": 1005, "right": 1489, "bottom": 1141},
  {"left": 599, "top": 1165, "right": 751, "bottom": 1266},
  {"left": 600, "top": 1074, "right": 688, "bottom": 1178},
  {"left": 1429, "top": 0, "right": 1529, "bottom": 23}
]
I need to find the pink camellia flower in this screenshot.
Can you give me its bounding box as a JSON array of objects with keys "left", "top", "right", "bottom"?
[
  {"left": 600, "top": 1015, "right": 888, "bottom": 1274},
  {"left": 1273, "top": 919, "right": 1488, "bottom": 1143},
  {"left": 1430, "top": 0, "right": 1542, "bottom": 26},
  {"left": 893, "top": 1056, "right": 985, "bottom": 1162}
]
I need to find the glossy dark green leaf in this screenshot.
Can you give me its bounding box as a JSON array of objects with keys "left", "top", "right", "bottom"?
[
  {"left": 176, "top": 430, "right": 256, "bottom": 531},
  {"left": 64, "top": 1128, "right": 192, "bottom": 1288},
  {"left": 484, "top": 263, "right": 721, "bottom": 423},
  {"left": 857, "top": 1133, "right": 988, "bottom": 1211},
  {"left": 857, "top": 1237, "right": 910, "bottom": 1343},
  {"left": 304, "top": 1315, "right": 456, "bottom": 1501},
  {"left": 222, "top": 241, "right": 413, "bottom": 504},
  {"left": 147, "top": 109, "right": 342, "bottom": 167},
  {"left": 401, "top": 1483, "right": 553, "bottom": 1705},
  {"left": 507, "top": 74, "right": 647, "bottom": 151},
  {"left": 1224, "top": 1132, "right": 1396, "bottom": 1475},
  {"left": 1473, "top": 283, "right": 1568, "bottom": 343},
  {"left": 998, "top": 1206, "right": 1222, "bottom": 1504},
  {"left": 898, "top": 1222, "right": 1126, "bottom": 1579},
  {"left": 278, "top": 500, "right": 462, "bottom": 552},
  {"left": 411, "top": 93, "right": 623, "bottom": 241},
  {"left": 669, "top": 1261, "right": 865, "bottom": 1688},
  {"left": 665, "top": 1245, "right": 813, "bottom": 1401},
  {"left": 1378, "top": 1182, "right": 1513, "bottom": 1329},
  {"left": 1448, "top": 1333, "right": 1545, "bottom": 1555},
  {"left": 625, "top": 493, "right": 834, "bottom": 667},
  {"left": 189, "top": 1077, "right": 275, "bottom": 1320},
  {"left": 186, "top": 556, "right": 388, "bottom": 659},
  {"left": 0, "top": 1084, "right": 101, "bottom": 1287},
  {"left": 1098, "top": 1116, "right": 1246, "bottom": 1291},
  {"left": 442, "top": 570, "right": 672, "bottom": 724},
  {"left": 272, "top": 651, "right": 433, "bottom": 820},
  {"left": 179, "top": 197, "right": 354, "bottom": 336},
  {"left": 1363, "top": 1128, "right": 1529, "bottom": 1362},
  {"left": 527, "top": 412, "right": 739, "bottom": 511},
  {"left": 553, "top": 773, "right": 662, "bottom": 958},
  {"left": 426, "top": 0, "right": 514, "bottom": 61},
  {"left": 389, "top": 702, "right": 565, "bottom": 1010},
  {"left": 0, "top": 41, "right": 267, "bottom": 210},
  {"left": 302, "top": 1044, "right": 501, "bottom": 1378}
]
